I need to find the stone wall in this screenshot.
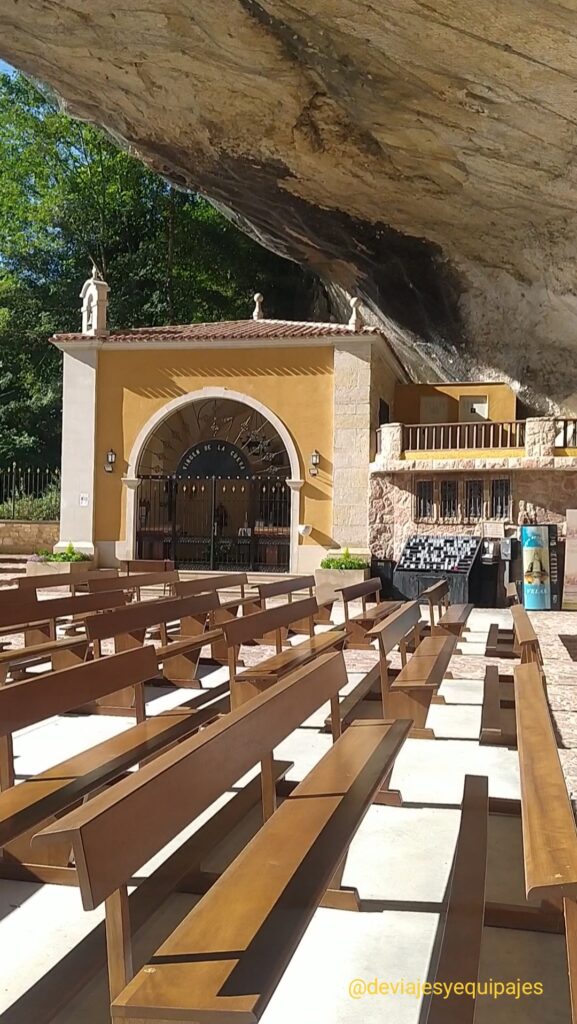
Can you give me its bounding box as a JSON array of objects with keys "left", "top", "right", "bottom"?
[
  {"left": 370, "top": 469, "right": 577, "bottom": 559},
  {"left": 332, "top": 341, "right": 372, "bottom": 552},
  {"left": 0, "top": 521, "right": 59, "bottom": 555}
]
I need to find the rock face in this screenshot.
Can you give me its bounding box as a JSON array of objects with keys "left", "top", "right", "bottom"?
[{"left": 3, "top": 1, "right": 577, "bottom": 409}]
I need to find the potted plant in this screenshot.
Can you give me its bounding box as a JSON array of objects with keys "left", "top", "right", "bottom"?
[
  {"left": 26, "top": 542, "right": 95, "bottom": 576},
  {"left": 315, "top": 547, "right": 370, "bottom": 596}
]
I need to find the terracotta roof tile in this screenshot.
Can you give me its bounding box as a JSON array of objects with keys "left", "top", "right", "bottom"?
[{"left": 51, "top": 318, "right": 381, "bottom": 344}]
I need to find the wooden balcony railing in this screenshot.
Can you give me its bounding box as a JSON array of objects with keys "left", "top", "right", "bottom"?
[{"left": 402, "top": 420, "right": 527, "bottom": 452}]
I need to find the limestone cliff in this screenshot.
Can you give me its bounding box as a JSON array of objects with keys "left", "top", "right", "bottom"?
[{"left": 2, "top": 1, "right": 577, "bottom": 410}]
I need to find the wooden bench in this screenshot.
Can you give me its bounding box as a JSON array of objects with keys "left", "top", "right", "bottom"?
[
  {"left": 338, "top": 576, "right": 402, "bottom": 649},
  {"left": 368, "top": 601, "right": 455, "bottom": 738},
  {"left": 87, "top": 569, "right": 180, "bottom": 600},
  {"left": 0, "top": 588, "right": 128, "bottom": 651},
  {"left": 221, "top": 597, "right": 347, "bottom": 816},
  {"left": 421, "top": 578, "right": 473, "bottom": 638},
  {"left": 32, "top": 653, "right": 410, "bottom": 1015},
  {"left": 420, "top": 579, "right": 450, "bottom": 627},
  {"left": 506, "top": 580, "right": 519, "bottom": 605},
  {"left": 175, "top": 573, "right": 260, "bottom": 660},
  {"left": 256, "top": 574, "right": 335, "bottom": 633},
  {"left": 0, "top": 647, "right": 230, "bottom": 876},
  {"left": 425, "top": 775, "right": 488, "bottom": 1024},
  {"left": 84, "top": 593, "right": 223, "bottom": 714},
  {"left": 121, "top": 559, "right": 175, "bottom": 574},
  {"left": 16, "top": 567, "right": 119, "bottom": 596},
  {"left": 486, "top": 603, "right": 543, "bottom": 665}
]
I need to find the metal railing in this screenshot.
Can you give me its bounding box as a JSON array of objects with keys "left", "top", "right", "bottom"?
[
  {"left": 0, "top": 465, "right": 60, "bottom": 520},
  {"left": 401, "top": 420, "right": 526, "bottom": 452}
]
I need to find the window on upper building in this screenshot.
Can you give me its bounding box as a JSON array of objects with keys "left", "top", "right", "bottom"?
[
  {"left": 491, "top": 478, "right": 511, "bottom": 519},
  {"left": 415, "top": 480, "right": 434, "bottom": 520},
  {"left": 440, "top": 479, "right": 458, "bottom": 518},
  {"left": 465, "top": 479, "right": 484, "bottom": 520}
]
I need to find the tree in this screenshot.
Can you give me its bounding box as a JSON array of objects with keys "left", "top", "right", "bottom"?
[{"left": 0, "top": 73, "right": 312, "bottom": 465}]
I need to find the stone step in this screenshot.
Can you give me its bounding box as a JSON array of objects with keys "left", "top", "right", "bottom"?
[{"left": 0, "top": 554, "right": 30, "bottom": 563}]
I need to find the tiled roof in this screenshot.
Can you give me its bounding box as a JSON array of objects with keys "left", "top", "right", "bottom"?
[{"left": 51, "top": 318, "right": 381, "bottom": 344}]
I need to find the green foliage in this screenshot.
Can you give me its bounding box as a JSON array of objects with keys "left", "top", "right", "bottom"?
[
  {"left": 0, "top": 482, "right": 60, "bottom": 521},
  {"left": 0, "top": 72, "right": 311, "bottom": 466},
  {"left": 319, "top": 547, "right": 369, "bottom": 570},
  {"left": 36, "top": 542, "right": 90, "bottom": 562}
]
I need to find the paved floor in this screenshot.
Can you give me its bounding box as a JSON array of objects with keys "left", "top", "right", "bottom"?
[{"left": 0, "top": 602, "right": 575, "bottom": 1023}]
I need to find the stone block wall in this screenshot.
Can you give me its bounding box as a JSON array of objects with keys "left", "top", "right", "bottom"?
[
  {"left": 369, "top": 469, "right": 577, "bottom": 560},
  {"left": 0, "top": 520, "right": 59, "bottom": 554}
]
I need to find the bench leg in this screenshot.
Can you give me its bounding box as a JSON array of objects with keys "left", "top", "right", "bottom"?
[
  {"left": 51, "top": 643, "right": 89, "bottom": 673},
  {"left": 385, "top": 688, "right": 436, "bottom": 738},
  {"left": 320, "top": 853, "right": 360, "bottom": 912},
  {"left": 373, "top": 764, "right": 403, "bottom": 806},
  {"left": 260, "top": 751, "right": 277, "bottom": 821},
  {"left": 0, "top": 733, "right": 14, "bottom": 791},
  {"left": 485, "top": 900, "right": 564, "bottom": 934},
  {"left": 162, "top": 650, "right": 202, "bottom": 688},
  {"left": 105, "top": 885, "right": 133, "bottom": 1001}
]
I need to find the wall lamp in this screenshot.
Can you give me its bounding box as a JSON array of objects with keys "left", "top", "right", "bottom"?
[
  {"left": 104, "top": 448, "right": 117, "bottom": 474},
  {"left": 309, "top": 449, "right": 320, "bottom": 477}
]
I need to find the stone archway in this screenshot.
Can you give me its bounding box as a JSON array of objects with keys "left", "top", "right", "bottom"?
[{"left": 122, "top": 387, "right": 304, "bottom": 571}]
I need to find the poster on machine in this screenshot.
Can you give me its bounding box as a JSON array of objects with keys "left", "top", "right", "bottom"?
[
  {"left": 563, "top": 509, "right": 577, "bottom": 610},
  {"left": 521, "top": 524, "right": 553, "bottom": 610}
]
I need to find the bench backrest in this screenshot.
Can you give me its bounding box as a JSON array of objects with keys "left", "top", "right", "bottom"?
[
  {"left": 256, "top": 575, "right": 315, "bottom": 601},
  {"left": 174, "top": 572, "right": 249, "bottom": 598},
  {"left": 420, "top": 579, "right": 449, "bottom": 604},
  {"left": 85, "top": 591, "right": 220, "bottom": 643},
  {"left": 0, "top": 590, "right": 128, "bottom": 632},
  {"left": 0, "top": 646, "right": 157, "bottom": 737},
  {"left": 221, "top": 596, "right": 317, "bottom": 649},
  {"left": 121, "top": 560, "right": 175, "bottom": 574},
  {"left": 87, "top": 569, "right": 180, "bottom": 594},
  {"left": 16, "top": 568, "right": 119, "bottom": 591},
  {"left": 367, "top": 600, "right": 421, "bottom": 656},
  {"left": 34, "top": 651, "right": 348, "bottom": 910},
  {"left": 337, "top": 576, "right": 380, "bottom": 604}
]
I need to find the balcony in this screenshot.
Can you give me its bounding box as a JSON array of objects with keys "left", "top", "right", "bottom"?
[{"left": 375, "top": 417, "right": 577, "bottom": 463}]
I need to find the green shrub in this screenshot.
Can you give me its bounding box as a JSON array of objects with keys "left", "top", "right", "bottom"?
[
  {"left": 36, "top": 542, "right": 90, "bottom": 563},
  {"left": 320, "top": 547, "right": 369, "bottom": 570}
]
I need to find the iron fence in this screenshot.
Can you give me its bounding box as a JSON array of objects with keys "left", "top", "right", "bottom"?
[{"left": 0, "top": 465, "right": 61, "bottom": 521}]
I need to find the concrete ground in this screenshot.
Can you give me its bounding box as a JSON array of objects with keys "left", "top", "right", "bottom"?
[{"left": 0, "top": 601, "right": 575, "bottom": 1023}]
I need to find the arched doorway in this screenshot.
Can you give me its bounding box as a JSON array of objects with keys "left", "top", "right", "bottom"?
[{"left": 135, "top": 396, "right": 294, "bottom": 571}]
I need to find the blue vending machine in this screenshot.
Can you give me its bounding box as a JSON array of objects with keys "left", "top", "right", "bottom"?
[{"left": 521, "top": 524, "right": 560, "bottom": 611}]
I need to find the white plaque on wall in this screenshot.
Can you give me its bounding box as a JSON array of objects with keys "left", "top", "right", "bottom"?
[
  {"left": 562, "top": 509, "right": 577, "bottom": 610},
  {"left": 79, "top": 493, "right": 89, "bottom": 507}
]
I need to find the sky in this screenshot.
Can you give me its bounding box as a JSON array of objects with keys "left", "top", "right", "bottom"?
[{"left": 0, "top": 60, "right": 15, "bottom": 76}]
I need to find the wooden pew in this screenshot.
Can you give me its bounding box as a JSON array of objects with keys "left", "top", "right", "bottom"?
[
  {"left": 84, "top": 593, "right": 223, "bottom": 713},
  {"left": 425, "top": 775, "right": 488, "bottom": 1024},
  {"left": 0, "top": 589, "right": 128, "bottom": 653},
  {"left": 175, "top": 573, "right": 260, "bottom": 660},
  {"left": 420, "top": 579, "right": 450, "bottom": 627},
  {"left": 0, "top": 647, "right": 230, "bottom": 874},
  {"left": 32, "top": 652, "right": 410, "bottom": 1013},
  {"left": 121, "top": 559, "right": 175, "bottom": 574},
  {"left": 368, "top": 601, "right": 456, "bottom": 738},
  {"left": 338, "top": 576, "right": 402, "bottom": 649},
  {"left": 486, "top": 604, "right": 542, "bottom": 665},
  {"left": 256, "top": 574, "right": 335, "bottom": 633},
  {"left": 421, "top": 578, "right": 473, "bottom": 638},
  {"left": 16, "top": 567, "right": 119, "bottom": 596},
  {"left": 221, "top": 597, "right": 347, "bottom": 816},
  {"left": 87, "top": 569, "right": 180, "bottom": 601}
]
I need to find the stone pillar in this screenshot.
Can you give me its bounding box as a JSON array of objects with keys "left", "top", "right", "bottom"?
[
  {"left": 55, "top": 347, "right": 99, "bottom": 558},
  {"left": 525, "top": 417, "right": 556, "bottom": 458},
  {"left": 332, "top": 341, "right": 372, "bottom": 553},
  {"left": 376, "top": 422, "right": 403, "bottom": 464}
]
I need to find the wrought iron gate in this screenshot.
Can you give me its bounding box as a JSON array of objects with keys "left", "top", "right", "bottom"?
[{"left": 136, "top": 476, "right": 290, "bottom": 571}]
